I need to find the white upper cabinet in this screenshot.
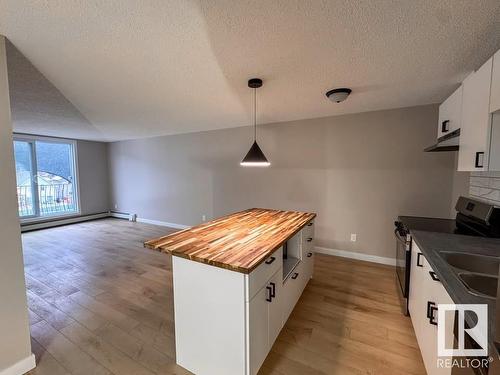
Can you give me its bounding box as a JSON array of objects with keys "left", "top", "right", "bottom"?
[
  {"left": 458, "top": 57, "right": 493, "bottom": 171},
  {"left": 491, "top": 49, "right": 500, "bottom": 113},
  {"left": 437, "top": 85, "right": 462, "bottom": 138}
]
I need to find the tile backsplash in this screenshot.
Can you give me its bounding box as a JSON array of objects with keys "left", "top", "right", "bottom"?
[{"left": 469, "top": 171, "right": 500, "bottom": 206}]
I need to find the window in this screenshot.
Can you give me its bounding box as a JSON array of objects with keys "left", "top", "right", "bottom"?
[{"left": 13, "top": 135, "right": 79, "bottom": 220}]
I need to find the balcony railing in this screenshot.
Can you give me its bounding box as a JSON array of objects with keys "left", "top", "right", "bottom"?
[{"left": 17, "top": 184, "right": 77, "bottom": 218}]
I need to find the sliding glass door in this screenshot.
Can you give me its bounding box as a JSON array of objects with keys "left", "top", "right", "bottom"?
[
  {"left": 14, "top": 140, "right": 37, "bottom": 218},
  {"left": 14, "top": 135, "right": 79, "bottom": 220}
]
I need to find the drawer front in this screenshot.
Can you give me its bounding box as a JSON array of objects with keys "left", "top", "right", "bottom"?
[
  {"left": 282, "top": 261, "right": 305, "bottom": 324},
  {"left": 248, "top": 247, "right": 283, "bottom": 301},
  {"left": 302, "top": 221, "right": 315, "bottom": 256},
  {"left": 303, "top": 250, "right": 314, "bottom": 280}
]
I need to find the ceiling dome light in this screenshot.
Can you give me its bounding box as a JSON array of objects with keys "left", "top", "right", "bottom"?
[
  {"left": 326, "top": 88, "right": 352, "bottom": 103},
  {"left": 241, "top": 78, "right": 270, "bottom": 167}
]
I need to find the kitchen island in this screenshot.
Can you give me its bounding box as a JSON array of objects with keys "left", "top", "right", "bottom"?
[{"left": 145, "top": 208, "right": 316, "bottom": 375}]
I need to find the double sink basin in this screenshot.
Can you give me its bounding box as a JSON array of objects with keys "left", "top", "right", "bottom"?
[{"left": 441, "top": 252, "right": 499, "bottom": 299}]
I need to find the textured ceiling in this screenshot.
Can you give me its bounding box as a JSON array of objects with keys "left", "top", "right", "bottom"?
[
  {"left": 6, "top": 41, "right": 105, "bottom": 140},
  {"left": 1, "top": 0, "right": 500, "bottom": 141}
]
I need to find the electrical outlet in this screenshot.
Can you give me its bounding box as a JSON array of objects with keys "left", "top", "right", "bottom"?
[
  {"left": 350, "top": 233, "right": 357, "bottom": 242},
  {"left": 202, "top": 214, "right": 206, "bottom": 221}
]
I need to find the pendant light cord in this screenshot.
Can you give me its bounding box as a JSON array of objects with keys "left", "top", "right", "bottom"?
[{"left": 253, "top": 87, "right": 257, "bottom": 141}]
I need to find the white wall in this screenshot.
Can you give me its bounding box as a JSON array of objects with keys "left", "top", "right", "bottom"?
[
  {"left": 77, "top": 140, "right": 110, "bottom": 215},
  {"left": 0, "top": 36, "right": 34, "bottom": 374},
  {"left": 109, "top": 104, "right": 460, "bottom": 259}
]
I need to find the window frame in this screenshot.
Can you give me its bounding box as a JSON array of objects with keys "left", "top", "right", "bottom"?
[{"left": 13, "top": 133, "right": 81, "bottom": 222}]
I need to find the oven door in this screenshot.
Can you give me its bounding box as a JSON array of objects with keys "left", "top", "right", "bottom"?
[{"left": 395, "top": 229, "right": 411, "bottom": 314}]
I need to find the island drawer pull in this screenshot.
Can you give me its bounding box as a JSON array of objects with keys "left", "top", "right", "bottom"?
[
  {"left": 416, "top": 253, "right": 423, "bottom": 267},
  {"left": 265, "top": 256, "right": 276, "bottom": 265},
  {"left": 307, "top": 238, "right": 313, "bottom": 242},
  {"left": 291, "top": 272, "right": 299, "bottom": 280},
  {"left": 266, "top": 286, "right": 273, "bottom": 302},
  {"left": 427, "top": 301, "right": 438, "bottom": 325},
  {"left": 307, "top": 222, "right": 313, "bottom": 226},
  {"left": 270, "top": 282, "right": 276, "bottom": 298},
  {"left": 429, "top": 271, "right": 440, "bottom": 282},
  {"left": 307, "top": 252, "right": 313, "bottom": 257}
]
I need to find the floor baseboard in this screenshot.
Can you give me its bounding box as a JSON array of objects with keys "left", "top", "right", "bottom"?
[
  {"left": 109, "top": 212, "right": 190, "bottom": 230},
  {"left": 21, "top": 212, "right": 110, "bottom": 232},
  {"left": 315, "top": 246, "right": 396, "bottom": 266},
  {"left": 136, "top": 217, "right": 190, "bottom": 230},
  {"left": 0, "top": 354, "right": 36, "bottom": 375}
]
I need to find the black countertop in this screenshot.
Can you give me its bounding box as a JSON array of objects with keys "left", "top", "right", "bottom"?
[
  {"left": 399, "top": 216, "right": 458, "bottom": 234},
  {"left": 410, "top": 229, "right": 500, "bottom": 351}
]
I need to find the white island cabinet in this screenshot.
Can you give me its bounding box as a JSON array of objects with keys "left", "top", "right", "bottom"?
[{"left": 145, "top": 208, "right": 316, "bottom": 375}]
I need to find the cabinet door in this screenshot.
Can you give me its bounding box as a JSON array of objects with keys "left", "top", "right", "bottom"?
[
  {"left": 420, "top": 265, "right": 453, "bottom": 375},
  {"left": 303, "top": 250, "right": 314, "bottom": 280},
  {"left": 249, "top": 284, "right": 270, "bottom": 375},
  {"left": 458, "top": 58, "right": 493, "bottom": 171},
  {"left": 408, "top": 242, "right": 426, "bottom": 347},
  {"left": 491, "top": 49, "right": 500, "bottom": 113},
  {"left": 282, "top": 262, "right": 304, "bottom": 324},
  {"left": 438, "top": 85, "right": 462, "bottom": 138},
  {"left": 268, "top": 270, "right": 283, "bottom": 347}
]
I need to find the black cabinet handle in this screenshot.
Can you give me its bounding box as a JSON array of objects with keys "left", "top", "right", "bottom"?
[
  {"left": 427, "top": 301, "right": 438, "bottom": 325},
  {"left": 307, "top": 252, "right": 313, "bottom": 257},
  {"left": 265, "top": 256, "right": 276, "bottom": 265},
  {"left": 266, "top": 286, "right": 273, "bottom": 302},
  {"left": 307, "top": 238, "right": 313, "bottom": 242},
  {"left": 307, "top": 222, "right": 313, "bottom": 226},
  {"left": 270, "top": 282, "right": 276, "bottom": 298},
  {"left": 429, "top": 271, "right": 440, "bottom": 282},
  {"left": 417, "top": 253, "right": 423, "bottom": 267},
  {"left": 441, "top": 120, "right": 450, "bottom": 133},
  {"left": 475, "top": 152, "right": 484, "bottom": 168},
  {"left": 291, "top": 272, "right": 299, "bottom": 280}
]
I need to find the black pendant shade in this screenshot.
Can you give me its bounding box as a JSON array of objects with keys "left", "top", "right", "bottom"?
[
  {"left": 240, "top": 141, "right": 270, "bottom": 166},
  {"left": 240, "top": 78, "right": 270, "bottom": 167}
]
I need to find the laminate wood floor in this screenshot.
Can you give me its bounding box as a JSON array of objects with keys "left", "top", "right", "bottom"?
[{"left": 22, "top": 218, "right": 425, "bottom": 375}]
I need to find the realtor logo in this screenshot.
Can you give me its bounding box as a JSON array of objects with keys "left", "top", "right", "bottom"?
[{"left": 437, "top": 304, "right": 488, "bottom": 357}]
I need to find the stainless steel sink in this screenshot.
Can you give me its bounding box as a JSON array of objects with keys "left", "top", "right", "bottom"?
[
  {"left": 458, "top": 273, "right": 498, "bottom": 299},
  {"left": 440, "top": 252, "right": 500, "bottom": 276},
  {"left": 440, "top": 252, "right": 500, "bottom": 299}
]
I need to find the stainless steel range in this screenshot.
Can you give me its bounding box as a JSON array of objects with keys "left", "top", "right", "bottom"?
[{"left": 394, "top": 196, "right": 500, "bottom": 316}]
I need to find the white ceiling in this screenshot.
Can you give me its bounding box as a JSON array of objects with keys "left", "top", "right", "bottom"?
[
  {"left": 1, "top": 0, "right": 500, "bottom": 142},
  {"left": 6, "top": 41, "right": 107, "bottom": 140}
]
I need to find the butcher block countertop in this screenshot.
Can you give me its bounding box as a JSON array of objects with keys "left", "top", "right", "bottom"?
[{"left": 144, "top": 208, "right": 316, "bottom": 273}]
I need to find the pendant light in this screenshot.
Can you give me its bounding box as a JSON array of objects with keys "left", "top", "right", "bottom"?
[{"left": 240, "top": 78, "right": 270, "bottom": 167}]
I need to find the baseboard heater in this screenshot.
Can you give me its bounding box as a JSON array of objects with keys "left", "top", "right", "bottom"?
[{"left": 20, "top": 212, "right": 110, "bottom": 232}]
